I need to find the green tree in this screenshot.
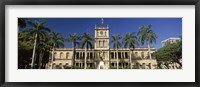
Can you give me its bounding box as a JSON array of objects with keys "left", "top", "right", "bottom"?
[
  {"left": 37, "top": 33, "right": 50, "bottom": 69},
  {"left": 138, "top": 24, "right": 157, "bottom": 69},
  {"left": 27, "top": 20, "right": 50, "bottom": 69},
  {"left": 18, "top": 18, "right": 28, "bottom": 29},
  {"left": 66, "top": 33, "right": 80, "bottom": 68},
  {"left": 122, "top": 32, "right": 138, "bottom": 69},
  {"left": 49, "top": 32, "right": 65, "bottom": 69},
  {"left": 79, "top": 32, "right": 94, "bottom": 69},
  {"left": 18, "top": 30, "right": 34, "bottom": 69},
  {"left": 153, "top": 41, "right": 182, "bottom": 69},
  {"left": 110, "top": 34, "right": 122, "bottom": 69}
]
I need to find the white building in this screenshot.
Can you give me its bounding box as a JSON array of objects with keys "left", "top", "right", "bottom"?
[
  {"left": 48, "top": 19, "right": 157, "bottom": 69},
  {"left": 161, "top": 37, "right": 181, "bottom": 47}
]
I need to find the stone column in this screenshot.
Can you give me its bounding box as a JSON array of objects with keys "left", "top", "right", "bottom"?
[{"left": 93, "top": 50, "right": 95, "bottom": 59}]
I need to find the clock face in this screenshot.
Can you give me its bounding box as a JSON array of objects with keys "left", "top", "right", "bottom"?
[{"left": 100, "top": 31, "right": 103, "bottom": 36}]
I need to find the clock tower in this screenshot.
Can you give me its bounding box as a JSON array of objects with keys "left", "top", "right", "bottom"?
[{"left": 94, "top": 18, "right": 109, "bottom": 49}]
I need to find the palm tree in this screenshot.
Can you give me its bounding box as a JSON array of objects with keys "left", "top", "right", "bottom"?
[
  {"left": 122, "top": 32, "right": 138, "bottom": 69},
  {"left": 28, "top": 20, "right": 50, "bottom": 69},
  {"left": 49, "top": 31, "right": 65, "bottom": 69},
  {"left": 18, "top": 18, "right": 28, "bottom": 28},
  {"left": 18, "top": 18, "right": 28, "bottom": 32},
  {"left": 138, "top": 24, "right": 157, "bottom": 69},
  {"left": 110, "top": 34, "right": 122, "bottom": 69},
  {"left": 79, "top": 32, "right": 94, "bottom": 69},
  {"left": 66, "top": 33, "right": 80, "bottom": 69}
]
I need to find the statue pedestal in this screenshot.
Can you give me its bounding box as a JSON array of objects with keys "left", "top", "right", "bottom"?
[{"left": 97, "top": 61, "right": 106, "bottom": 69}]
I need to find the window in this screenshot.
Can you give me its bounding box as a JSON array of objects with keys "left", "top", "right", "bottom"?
[
  {"left": 64, "top": 63, "right": 69, "bottom": 69},
  {"left": 59, "top": 63, "right": 62, "bottom": 69},
  {"left": 80, "top": 52, "right": 83, "bottom": 59},
  {"left": 125, "top": 52, "right": 128, "bottom": 58},
  {"left": 90, "top": 53, "right": 93, "bottom": 59},
  {"left": 54, "top": 53, "right": 57, "bottom": 60},
  {"left": 87, "top": 52, "right": 90, "bottom": 59},
  {"left": 142, "top": 63, "right": 146, "bottom": 69},
  {"left": 60, "top": 52, "right": 63, "bottom": 59},
  {"left": 56, "top": 65, "right": 60, "bottom": 69},
  {"left": 66, "top": 52, "right": 69, "bottom": 59},
  {"left": 99, "top": 40, "right": 100, "bottom": 47},
  {"left": 136, "top": 63, "right": 140, "bottom": 69},
  {"left": 76, "top": 52, "right": 79, "bottom": 59},
  {"left": 111, "top": 63, "right": 114, "bottom": 67},
  {"left": 135, "top": 52, "right": 138, "bottom": 56},
  {"left": 100, "top": 40, "right": 103, "bottom": 47},
  {"left": 83, "top": 53, "right": 85, "bottom": 58},
  {"left": 52, "top": 63, "right": 56, "bottom": 69},
  {"left": 141, "top": 52, "right": 144, "bottom": 58},
  {"left": 118, "top": 52, "right": 121, "bottom": 59},
  {"left": 111, "top": 52, "right": 114, "bottom": 59}
]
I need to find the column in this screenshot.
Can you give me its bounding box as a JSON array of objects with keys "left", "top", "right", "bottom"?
[
  {"left": 93, "top": 50, "right": 95, "bottom": 59},
  {"left": 78, "top": 52, "right": 80, "bottom": 59},
  {"left": 74, "top": 52, "right": 76, "bottom": 61}
]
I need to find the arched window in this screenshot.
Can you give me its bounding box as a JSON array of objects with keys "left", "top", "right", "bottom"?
[
  {"left": 99, "top": 40, "right": 101, "bottom": 47},
  {"left": 54, "top": 53, "right": 57, "bottom": 60},
  {"left": 66, "top": 52, "right": 69, "bottom": 59},
  {"left": 105, "top": 32, "right": 106, "bottom": 36},
  {"left": 59, "top": 63, "right": 63, "bottom": 69},
  {"left": 136, "top": 63, "right": 140, "bottom": 69},
  {"left": 64, "top": 63, "right": 69, "bottom": 69},
  {"left": 135, "top": 52, "right": 138, "bottom": 56},
  {"left": 142, "top": 63, "right": 146, "bottom": 69},
  {"left": 141, "top": 52, "right": 144, "bottom": 58},
  {"left": 100, "top": 40, "right": 103, "bottom": 47},
  {"left": 52, "top": 63, "right": 56, "bottom": 69},
  {"left": 60, "top": 52, "right": 63, "bottom": 59},
  {"left": 111, "top": 52, "right": 114, "bottom": 59},
  {"left": 76, "top": 52, "right": 79, "bottom": 59}
]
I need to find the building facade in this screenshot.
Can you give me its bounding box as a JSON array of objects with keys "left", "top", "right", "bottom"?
[
  {"left": 161, "top": 37, "right": 181, "bottom": 47},
  {"left": 48, "top": 20, "right": 157, "bottom": 69}
]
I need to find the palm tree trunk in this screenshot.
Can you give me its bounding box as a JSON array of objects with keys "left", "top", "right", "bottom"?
[
  {"left": 147, "top": 42, "right": 152, "bottom": 69},
  {"left": 129, "top": 49, "right": 132, "bottom": 69},
  {"left": 51, "top": 44, "right": 55, "bottom": 69},
  {"left": 84, "top": 46, "right": 87, "bottom": 69},
  {"left": 38, "top": 52, "right": 44, "bottom": 69},
  {"left": 116, "top": 48, "right": 119, "bottom": 69},
  {"left": 72, "top": 43, "right": 75, "bottom": 69},
  {"left": 31, "top": 33, "right": 38, "bottom": 69}
]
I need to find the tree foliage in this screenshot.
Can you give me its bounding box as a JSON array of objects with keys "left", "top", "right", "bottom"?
[
  {"left": 18, "top": 19, "right": 64, "bottom": 69},
  {"left": 152, "top": 41, "right": 182, "bottom": 69}
]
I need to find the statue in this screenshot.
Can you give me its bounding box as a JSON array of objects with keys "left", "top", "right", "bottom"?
[
  {"left": 97, "top": 50, "right": 106, "bottom": 69},
  {"left": 99, "top": 50, "right": 104, "bottom": 61}
]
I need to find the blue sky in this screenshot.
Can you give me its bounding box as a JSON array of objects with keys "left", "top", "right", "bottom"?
[{"left": 28, "top": 18, "right": 182, "bottom": 50}]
